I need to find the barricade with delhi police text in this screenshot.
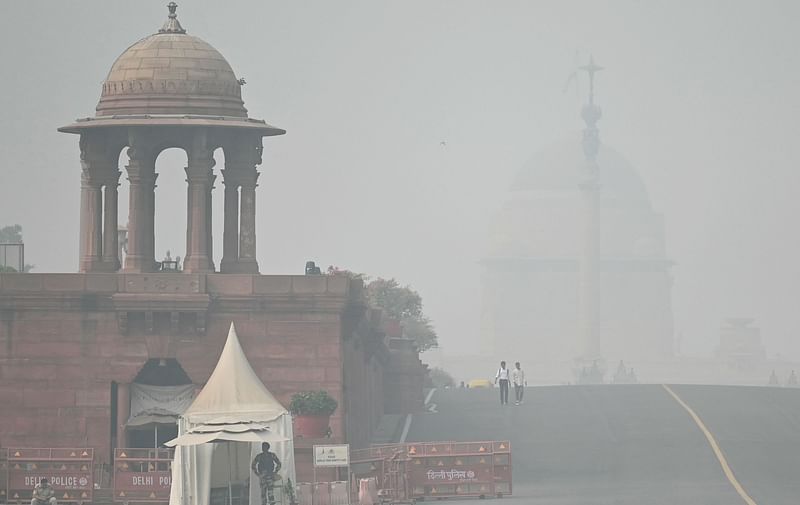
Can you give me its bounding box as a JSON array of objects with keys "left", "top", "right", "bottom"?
[
  {"left": 351, "top": 440, "right": 512, "bottom": 500},
  {"left": 113, "top": 448, "right": 173, "bottom": 505},
  {"left": 4, "top": 448, "right": 94, "bottom": 505}
]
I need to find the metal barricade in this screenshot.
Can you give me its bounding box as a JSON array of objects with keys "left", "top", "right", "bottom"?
[
  {"left": 113, "top": 448, "right": 173, "bottom": 505},
  {"left": 5, "top": 448, "right": 94, "bottom": 505},
  {"left": 351, "top": 441, "right": 512, "bottom": 501},
  {"left": 1, "top": 448, "right": 8, "bottom": 505}
]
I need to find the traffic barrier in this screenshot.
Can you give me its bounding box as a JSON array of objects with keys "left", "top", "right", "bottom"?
[
  {"left": 352, "top": 441, "right": 512, "bottom": 500},
  {"left": 295, "top": 481, "right": 349, "bottom": 505},
  {"left": 5, "top": 448, "right": 94, "bottom": 505},
  {"left": 296, "top": 482, "right": 313, "bottom": 505},
  {"left": 328, "top": 481, "right": 349, "bottom": 505},
  {"left": 113, "top": 448, "right": 173, "bottom": 504},
  {"left": 1, "top": 448, "right": 8, "bottom": 504}
]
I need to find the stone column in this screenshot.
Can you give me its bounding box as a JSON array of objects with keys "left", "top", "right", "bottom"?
[
  {"left": 238, "top": 168, "right": 260, "bottom": 274},
  {"left": 102, "top": 171, "right": 122, "bottom": 271},
  {"left": 124, "top": 144, "right": 157, "bottom": 273},
  {"left": 220, "top": 171, "right": 240, "bottom": 272},
  {"left": 116, "top": 383, "right": 130, "bottom": 449},
  {"left": 79, "top": 171, "right": 103, "bottom": 272},
  {"left": 183, "top": 139, "right": 216, "bottom": 273}
]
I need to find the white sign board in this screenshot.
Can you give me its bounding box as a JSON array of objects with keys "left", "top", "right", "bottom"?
[{"left": 313, "top": 444, "right": 350, "bottom": 468}]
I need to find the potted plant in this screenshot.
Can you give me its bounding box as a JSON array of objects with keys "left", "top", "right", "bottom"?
[{"left": 289, "top": 390, "right": 338, "bottom": 438}]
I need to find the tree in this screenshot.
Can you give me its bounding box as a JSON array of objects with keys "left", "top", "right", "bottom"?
[
  {"left": 0, "top": 224, "right": 34, "bottom": 272},
  {"left": 366, "top": 278, "right": 438, "bottom": 352},
  {"left": 367, "top": 278, "right": 422, "bottom": 320},
  {"left": 0, "top": 224, "right": 23, "bottom": 243},
  {"left": 326, "top": 265, "right": 369, "bottom": 283},
  {"left": 326, "top": 269, "right": 440, "bottom": 352},
  {"left": 399, "top": 316, "right": 437, "bottom": 353}
]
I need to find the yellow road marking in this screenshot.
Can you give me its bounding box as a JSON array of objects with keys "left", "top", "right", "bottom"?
[{"left": 662, "top": 384, "right": 757, "bottom": 505}]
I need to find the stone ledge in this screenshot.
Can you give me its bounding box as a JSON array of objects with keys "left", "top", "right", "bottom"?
[{"left": 0, "top": 273, "right": 359, "bottom": 298}]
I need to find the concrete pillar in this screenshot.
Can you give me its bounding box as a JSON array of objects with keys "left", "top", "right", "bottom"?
[
  {"left": 102, "top": 171, "right": 121, "bottom": 271},
  {"left": 220, "top": 172, "right": 239, "bottom": 272},
  {"left": 238, "top": 170, "right": 260, "bottom": 274},
  {"left": 124, "top": 147, "right": 157, "bottom": 273},
  {"left": 183, "top": 145, "right": 216, "bottom": 273}
]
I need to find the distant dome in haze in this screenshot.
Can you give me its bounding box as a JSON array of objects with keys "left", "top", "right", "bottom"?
[
  {"left": 487, "top": 133, "right": 664, "bottom": 258},
  {"left": 511, "top": 134, "right": 651, "bottom": 207}
]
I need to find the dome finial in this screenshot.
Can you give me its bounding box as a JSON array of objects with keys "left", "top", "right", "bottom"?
[{"left": 159, "top": 2, "right": 187, "bottom": 34}]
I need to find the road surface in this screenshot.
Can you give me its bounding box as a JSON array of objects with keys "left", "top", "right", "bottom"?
[{"left": 405, "top": 384, "right": 800, "bottom": 504}]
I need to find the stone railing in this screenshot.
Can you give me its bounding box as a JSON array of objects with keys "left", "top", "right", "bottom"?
[{"left": 0, "top": 273, "right": 354, "bottom": 297}]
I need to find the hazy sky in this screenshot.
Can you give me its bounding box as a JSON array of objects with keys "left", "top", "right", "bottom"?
[{"left": 1, "top": 1, "right": 799, "bottom": 359}]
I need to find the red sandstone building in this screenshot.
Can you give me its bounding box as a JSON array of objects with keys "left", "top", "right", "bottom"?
[{"left": 0, "top": 3, "right": 424, "bottom": 491}]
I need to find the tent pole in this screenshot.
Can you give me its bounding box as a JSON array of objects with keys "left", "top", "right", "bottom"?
[{"left": 227, "top": 443, "right": 233, "bottom": 505}]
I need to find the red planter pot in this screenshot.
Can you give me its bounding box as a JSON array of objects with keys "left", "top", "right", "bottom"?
[{"left": 293, "top": 415, "right": 330, "bottom": 438}]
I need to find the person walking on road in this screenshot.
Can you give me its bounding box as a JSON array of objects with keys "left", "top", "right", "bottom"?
[
  {"left": 511, "top": 362, "right": 525, "bottom": 405},
  {"left": 495, "top": 361, "right": 510, "bottom": 405}
]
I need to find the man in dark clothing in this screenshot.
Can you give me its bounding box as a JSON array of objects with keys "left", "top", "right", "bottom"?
[
  {"left": 31, "top": 478, "right": 57, "bottom": 505},
  {"left": 251, "top": 442, "right": 282, "bottom": 505}
]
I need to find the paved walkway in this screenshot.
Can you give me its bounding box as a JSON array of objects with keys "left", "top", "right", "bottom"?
[{"left": 405, "top": 384, "right": 800, "bottom": 504}]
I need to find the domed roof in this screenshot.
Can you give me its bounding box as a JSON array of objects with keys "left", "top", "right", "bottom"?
[
  {"left": 512, "top": 134, "right": 651, "bottom": 206},
  {"left": 95, "top": 3, "right": 247, "bottom": 118}
]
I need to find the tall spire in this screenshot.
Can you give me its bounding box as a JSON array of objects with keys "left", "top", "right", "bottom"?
[
  {"left": 577, "top": 55, "right": 603, "bottom": 365},
  {"left": 580, "top": 55, "right": 603, "bottom": 162},
  {"left": 159, "top": 2, "right": 187, "bottom": 34}
]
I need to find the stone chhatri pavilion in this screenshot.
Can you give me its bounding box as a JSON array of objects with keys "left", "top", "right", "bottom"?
[
  {"left": 0, "top": 3, "right": 425, "bottom": 484},
  {"left": 59, "top": 1, "right": 284, "bottom": 275}
]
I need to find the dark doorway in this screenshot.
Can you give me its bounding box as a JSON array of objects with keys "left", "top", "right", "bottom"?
[
  {"left": 126, "top": 358, "right": 193, "bottom": 449},
  {"left": 133, "top": 358, "right": 192, "bottom": 386}
]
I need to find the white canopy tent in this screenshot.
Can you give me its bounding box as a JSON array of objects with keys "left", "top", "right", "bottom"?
[{"left": 167, "top": 323, "right": 296, "bottom": 505}]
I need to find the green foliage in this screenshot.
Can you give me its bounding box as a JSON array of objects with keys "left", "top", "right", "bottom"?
[
  {"left": 366, "top": 277, "right": 438, "bottom": 352},
  {"left": 367, "top": 278, "right": 422, "bottom": 320},
  {"left": 326, "top": 266, "right": 369, "bottom": 283},
  {"left": 428, "top": 367, "right": 456, "bottom": 389},
  {"left": 0, "top": 224, "right": 23, "bottom": 244},
  {"left": 0, "top": 225, "right": 33, "bottom": 272},
  {"left": 325, "top": 269, "right": 440, "bottom": 352},
  {"left": 400, "top": 316, "right": 438, "bottom": 353},
  {"left": 289, "top": 391, "right": 338, "bottom": 416}
]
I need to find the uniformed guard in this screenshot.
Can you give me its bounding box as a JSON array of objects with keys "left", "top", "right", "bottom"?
[
  {"left": 252, "top": 442, "right": 282, "bottom": 505},
  {"left": 31, "top": 478, "right": 57, "bottom": 505}
]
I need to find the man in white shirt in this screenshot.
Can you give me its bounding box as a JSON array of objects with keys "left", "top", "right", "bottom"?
[
  {"left": 511, "top": 362, "right": 525, "bottom": 405},
  {"left": 495, "top": 361, "right": 510, "bottom": 405}
]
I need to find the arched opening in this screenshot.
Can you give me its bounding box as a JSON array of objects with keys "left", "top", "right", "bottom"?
[
  {"left": 212, "top": 147, "right": 225, "bottom": 267},
  {"left": 154, "top": 148, "right": 189, "bottom": 269},
  {"left": 125, "top": 358, "right": 194, "bottom": 448},
  {"left": 117, "top": 148, "right": 130, "bottom": 268}
]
